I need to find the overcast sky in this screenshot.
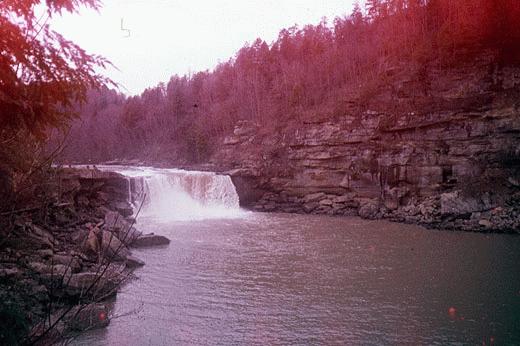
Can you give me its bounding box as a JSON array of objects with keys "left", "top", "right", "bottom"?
[{"left": 51, "top": 0, "right": 357, "bottom": 95}]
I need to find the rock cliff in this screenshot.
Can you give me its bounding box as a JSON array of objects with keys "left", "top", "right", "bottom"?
[{"left": 211, "top": 52, "right": 520, "bottom": 233}]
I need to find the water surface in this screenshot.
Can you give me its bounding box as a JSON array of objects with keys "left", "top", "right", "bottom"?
[{"left": 73, "top": 213, "right": 520, "bottom": 345}]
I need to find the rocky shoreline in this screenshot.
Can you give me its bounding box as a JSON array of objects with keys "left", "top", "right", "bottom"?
[
  {"left": 0, "top": 167, "right": 170, "bottom": 345},
  {"left": 246, "top": 188, "right": 520, "bottom": 233},
  {"left": 210, "top": 53, "right": 520, "bottom": 234},
  {"left": 73, "top": 158, "right": 520, "bottom": 234}
]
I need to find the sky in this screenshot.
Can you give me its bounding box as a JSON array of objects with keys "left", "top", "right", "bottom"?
[{"left": 51, "top": 0, "right": 358, "bottom": 95}]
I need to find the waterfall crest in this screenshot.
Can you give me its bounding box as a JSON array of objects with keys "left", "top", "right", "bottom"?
[{"left": 99, "top": 166, "right": 243, "bottom": 221}]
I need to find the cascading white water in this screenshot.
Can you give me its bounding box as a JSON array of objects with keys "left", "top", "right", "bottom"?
[
  {"left": 140, "top": 170, "right": 242, "bottom": 221},
  {"left": 98, "top": 166, "right": 244, "bottom": 222}
]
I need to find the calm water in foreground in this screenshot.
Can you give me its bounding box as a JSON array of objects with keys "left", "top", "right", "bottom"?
[{"left": 73, "top": 213, "right": 520, "bottom": 345}]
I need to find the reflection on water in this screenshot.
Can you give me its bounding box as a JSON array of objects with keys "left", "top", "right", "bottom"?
[{"left": 73, "top": 213, "right": 520, "bottom": 345}]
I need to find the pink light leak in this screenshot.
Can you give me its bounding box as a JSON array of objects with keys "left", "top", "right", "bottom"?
[{"left": 99, "top": 311, "right": 107, "bottom": 321}]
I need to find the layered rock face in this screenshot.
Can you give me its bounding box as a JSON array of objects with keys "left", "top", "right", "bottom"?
[{"left": 211, "top": 53, "right": 520, "bottom": 232}]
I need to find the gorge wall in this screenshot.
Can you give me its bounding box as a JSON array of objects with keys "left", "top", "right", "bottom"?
[{"left": 211, "top": 53, "right": 520, "bottom": 233}]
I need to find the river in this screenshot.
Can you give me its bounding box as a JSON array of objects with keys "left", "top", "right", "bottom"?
[{"left": 72, "top": 167, "right": 520, "bottom": 345}]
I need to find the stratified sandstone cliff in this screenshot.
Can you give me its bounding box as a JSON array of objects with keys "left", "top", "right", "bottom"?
[{"left": 211, "top": 52, "right": 520, "bottom": 233}]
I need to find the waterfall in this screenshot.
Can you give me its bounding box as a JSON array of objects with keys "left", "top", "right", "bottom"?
[{"left": 99, "top": 166, "right": 243, "bottom": 222}]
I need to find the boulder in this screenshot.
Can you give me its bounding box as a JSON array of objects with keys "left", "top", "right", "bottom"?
[
  {"left": 303, "top": 192, "right": 326, "bottom": 203},
  {"left": 101, "top": 231, "right": 129, "bottom": 261},
  {"left": 29, "top": 225, "right": 55, "bottom": 249},
  {"left": 66, "top": 303, "right": 110, "bottom": 331},
  {"left": 440, "top": 191, "right": 483, "bottom": 216},
  {"left": 66, "top": 271, "right": 119, "bottom": 297},
  {"left": 131, "top": 233, "right": 170, "bottom": 248},
  {"left": 125, "top": 255, "right": 145, "bottom": 268},
  {"left": 36, "top": 249, "right": 54, "bottom": 259},
  {"left": 28, "top": 262, "right": 72, "bottom": 283},
  {"left": 332, "top": 194, "right": 356, "bottom": 204},
  {"left": 104, "top": 211, "right": 131, "bottom": 231},
  {"left": 112, "top": 202, "right": 133, "bottom": 217},
  {"left": 28, "top": 262, "right": 71, "bottom": 277},
  {"left": 303, "top": 202, "right": 319, "bottom": 213},
  {"left": 117, "top": 227, "right": 142, "bottom": 246},
  {"left": 358, "top": 201, "right": 380, "bottom": 219},
  {"left": 51, "top": 254, "right": 82, "bottom": 273}
]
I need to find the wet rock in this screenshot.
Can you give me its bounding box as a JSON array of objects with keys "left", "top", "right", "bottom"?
[
  {"left": 358, "top": 201, "right": 380, "bottom": 219},
  {"left": 131, "top": 233, "right": 170, "bottom": 248},
  {"left": 101, "top": 231, "right": 129, "bottom": 261},
  {"left": 104, "top": 211, "right": 131, "bottom": 231},
  {"left": 125, "top": 255, "right": 145, "bottom": 268},
  {"left": 66, "top": 303, "right": 110, "bottom": 332},
  {"left": 117, "top": 227, "right": 142, "bottom": 246},
  {"left": 66, "top": 272, "right": 98, "bottom": 293},
  {"left": 66, "top": 271, "right": 119, "bottom": 297},
  {"left": 113, "top": 202, "right": 133, "bottom": 217},
  {"left": 51, "top": 254, "right": 82, "bottom": 273}
]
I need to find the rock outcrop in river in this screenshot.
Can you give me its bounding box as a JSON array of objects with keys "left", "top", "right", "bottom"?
[{"left": 211, "top": 52, "right": 520, "bottom": 233}]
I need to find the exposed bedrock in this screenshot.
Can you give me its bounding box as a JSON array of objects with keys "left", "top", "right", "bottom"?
[
  {"left": 211, "top": 54, "right": 520, "bottom": 233},
  {"left": 0, "top": 167, "right": 171, "bottom": 343}
]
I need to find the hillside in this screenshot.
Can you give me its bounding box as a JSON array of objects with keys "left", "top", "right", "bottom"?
[{"left": 56, "top": 0, "right": 520, "bottom": 232}]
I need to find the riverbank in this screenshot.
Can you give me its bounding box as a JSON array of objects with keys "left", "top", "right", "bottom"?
[
  {"left": 64, "top": 52, "right": 520, "bottom": 234},
  {"left": 0, "top": 167, "right": 169, "bottom": 345},
  {"left": 78, "top": 161, "right": 520, "bottom": 234},
  {"left": 207, "top": 53, "right": 520, "bottom": 234}
]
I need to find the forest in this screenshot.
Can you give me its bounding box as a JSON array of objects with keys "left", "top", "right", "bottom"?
[{"left": 56, "top": 0, "right": 520, "bottom": 164}]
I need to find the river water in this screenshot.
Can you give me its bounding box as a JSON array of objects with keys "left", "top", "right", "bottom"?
[{"left": 73, "top": 168, "right": 520, "bottom": 345}]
